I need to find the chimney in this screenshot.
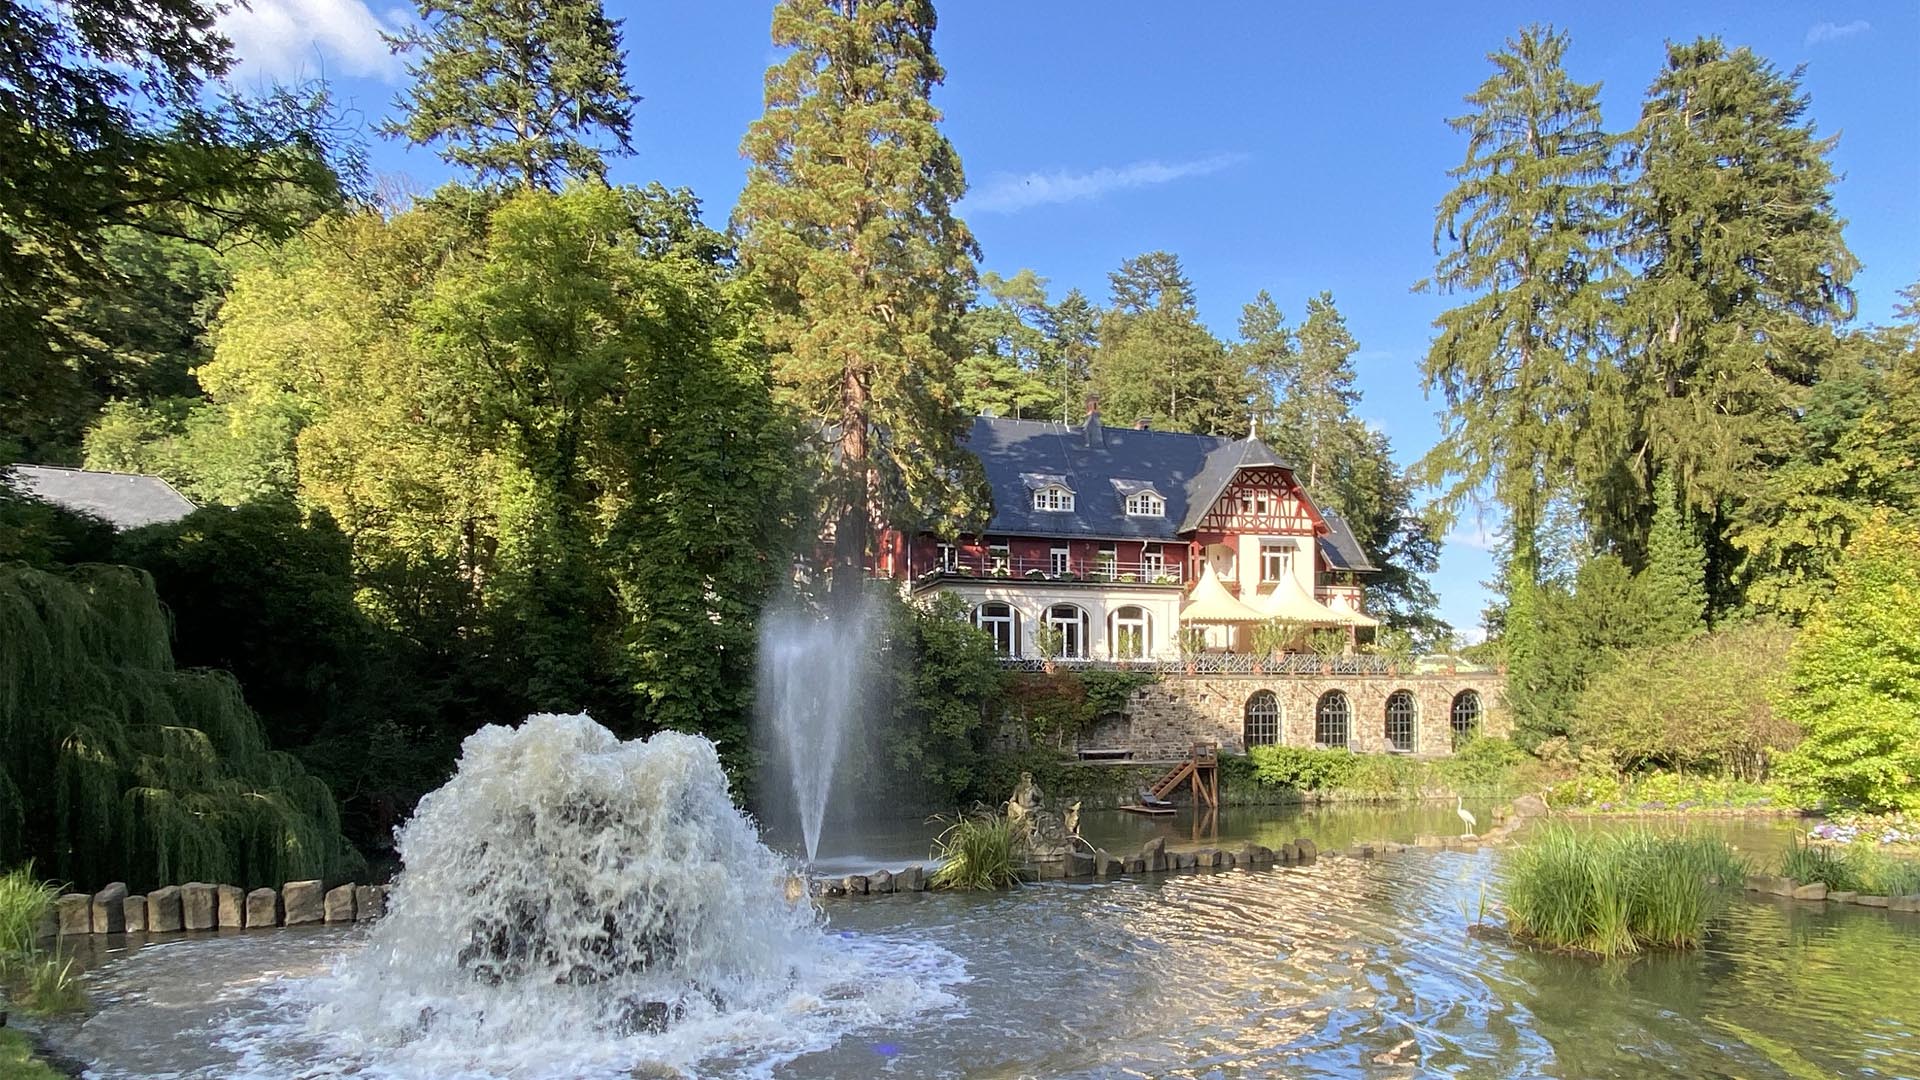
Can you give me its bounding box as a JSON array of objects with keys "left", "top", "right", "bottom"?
[
  {"left": 1084, "top": 395, "right": 1103, "bottom": 447},
  {"left": 1135, "top": 416, "right": 1151, "bottom": 430}
]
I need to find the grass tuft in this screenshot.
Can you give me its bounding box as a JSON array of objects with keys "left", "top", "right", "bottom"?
[
  {"left": 927, "top": 813, "right": 1025, "bottom": 891},
  {"left": 1501, "top": 825, "right": 1746, "bottom": 957},
  {"left": 1781, "top": 838, "right": 1920, "bottom": 896}
]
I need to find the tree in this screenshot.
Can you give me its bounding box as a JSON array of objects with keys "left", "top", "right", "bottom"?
[
  {"left": 957, "top": 270, "right": 1059, "bottom": 418},
  {"left": 1044, "top": 288, "right": 1099, "bottom": 424},
  {"left": 383, "top": 0, "right": 637, "bottom": 189},
  {"left": 1417, "top": 25, "right": 1619, "bottom": 586},
  {"left": 1269, "top": 292, "right": 1364, "bottom": 491},
  {"left": 1638, "top": 471, "right": 1707, "bottom": 642},
  {"left": 1775, "top": 518, "right": 1920, "bottom": 812},
  {"left": 1234, "top": 291, "right": 1290, "bottom": 435},
  {"left": 735, "top": 0, "right": 987, "bottom": 587},
  {"left": 1092, "top": 251, "right": 1243, "bottom": 433}
]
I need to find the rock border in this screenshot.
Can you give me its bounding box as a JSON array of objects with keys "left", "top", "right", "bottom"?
[
  {"left": 38, "top": 880, "right": 388, "bottom": 940},
  {"left": 1742, "top": 874, "right": 1920, "bottom": 913}
]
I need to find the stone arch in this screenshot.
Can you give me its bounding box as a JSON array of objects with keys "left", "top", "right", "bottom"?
[
  {"left": 1244, "top": 690, "right": 1280, "bottom": 748},
  {"left": 1315, "top": 690, "right": 1350, "bottom": 749},
  {"left": 1385, "top": 689, "right": 1417, "bottom": 752}
]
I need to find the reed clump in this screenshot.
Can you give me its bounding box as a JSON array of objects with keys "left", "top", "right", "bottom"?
[
  {"left": 0, "top": 863, "right": 87, "bottom": 1015},
  {"left": 1781, "top": 838, "right": 1920, "bottom": 896},
  {"left": 1501, "top": 825, "right": 1746, "bottom": 957},
  {"left": 927, "top": 812, "right": 1024, "bottom": 890}
]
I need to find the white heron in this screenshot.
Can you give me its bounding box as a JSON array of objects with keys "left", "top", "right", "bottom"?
[{"left": 1456, "top": 795, "right": 1477, "bottom": 838}]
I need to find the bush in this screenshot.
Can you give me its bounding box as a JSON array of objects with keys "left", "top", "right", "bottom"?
[
  {"left": 1441, "top": 735, "right": 1525, "bottom": 788},
  {"left": 1781, "top": 838, "right": 1859, "bottom": 892},
  {"left": 1781, "top": 839, "right": 1920, "bottom": 896},
  {"left": 1775, "top": 518, "right": 1920, "bottom": 813},
  {"left": 1248, "top": 745, "right": 1360, "bottom": 792},
  {"left": 0, "top": 865, "right": 56, "bottom": 956},
  {"left": 927, "top": 813, "right": 1024, "bottom": 890},
  {"left": 1502, "top": 825, "right": 1745, "bottom": 956},
  {"left": 1571, "top": 623, "right": 1798, "bottom": 780}
]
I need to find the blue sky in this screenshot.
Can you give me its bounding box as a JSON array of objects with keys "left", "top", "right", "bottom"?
[{"left": 221, "top": 0, "right": 1920, "bottom": 636}]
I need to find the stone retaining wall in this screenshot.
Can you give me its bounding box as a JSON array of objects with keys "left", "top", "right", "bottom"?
[
  {"left": 1743, "top": 873, "right": 1920, "bottom": 914},
  {"left": 1099, "top": 672, "right": 1510, "bottom": 760},
  {"left": 36, "top": 879, "right": 388, "bottom": 940}
]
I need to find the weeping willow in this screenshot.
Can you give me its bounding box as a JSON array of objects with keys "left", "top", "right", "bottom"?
[{"left": 0, "top": 563, "right": 358, "bottom": 891}]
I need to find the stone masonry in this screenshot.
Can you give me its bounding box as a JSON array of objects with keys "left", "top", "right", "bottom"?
[{"left": 1085, "top": 671, "right": 1509, "bottom": 759}]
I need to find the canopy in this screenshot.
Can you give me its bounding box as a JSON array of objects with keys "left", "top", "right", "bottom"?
[
  {"left": 1252, "top": 567, "right": 1352, "bottom": 626},
  {"left": 1179, "top": 564, "right": 1268, "bottom": 623}
]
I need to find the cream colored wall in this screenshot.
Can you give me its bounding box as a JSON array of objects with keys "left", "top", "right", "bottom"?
[{"left": 928, "top": 581, "right": 1187, "bottom": 660}]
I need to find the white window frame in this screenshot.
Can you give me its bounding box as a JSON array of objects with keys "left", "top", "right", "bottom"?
[
  {"left": 1260, "top": 542, "right": 1294, "bottom": 584},
  {"left": 1141, "top": 547, "right": 1164, "bottom": 575},
  {"left": 1110, "top": 606, "right": 1149, "bottom": 660},
  {"left": 936, "top": 542, "right": 958, "bottom": 572},
  {"left": 988, "top": 543, "right": 1010, "bottom": 573},
  {"left": 975, "top": 602, "right": 1017, "bottom": 656},
  {"left": 1125, "top": 490, "right": 1164, "bottom": 517},
  {"left": 1050, "top": 546, "right": 1070, "bottom": 576},
  {"left": 1033, "top": 486, "right": 1075, "bottom": 512},
  {"left": 1046, "top": 603, "right": 1089, "bottom": 659}
]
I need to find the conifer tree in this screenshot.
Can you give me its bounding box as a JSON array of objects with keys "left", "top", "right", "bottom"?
[
  {"left": 1092, "top": 251, "right": 1242, "bottom": 434},
  {"left": 1044, "top": 288, "right": 1099, "bottom": 424},
  {"left": 736, "top": 0, "right": 986, "bottom": 583},
  {"left": 1637, "top": 471, "right": 1707, "bottom": 642},
  {"left": 383, "top": 0, "right": 637, "bottom": 190},
  {"left": 1275, "top": 292, "right": 1364, "bottom": 492},
  {"left": 1234, "top": 291, "right": 1290, "bottom": 434},
  {"left": 1417, "top": 25, "right": 1619, "bottom": 586},
  {"left": 1621, "top": 38, "right": 1857, "bottom": 608}
]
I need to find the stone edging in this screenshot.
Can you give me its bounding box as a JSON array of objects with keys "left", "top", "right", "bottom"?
[
  {"left": 1328, "top": 794, "right": 1545, "bottom": 861},
  {"left": 35, "top": 880, "right": 388, "bottom": 939},
  {"left": 807, "top": 837, "right": 1323, "bottom": 898},
  {"left": 1743, "top": 874, "right": 1920, "bottom": 913}
]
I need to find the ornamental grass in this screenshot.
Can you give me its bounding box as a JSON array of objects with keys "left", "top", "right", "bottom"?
[
  {"left": 1501, "top": 825, "right": 1745, "bottom": 957},
  {"left": 927, "top": 812, "right": 1024, "bottom": 891},
  {"left": 1781, "top": 837, "right": 1920, "bottom": 896}
]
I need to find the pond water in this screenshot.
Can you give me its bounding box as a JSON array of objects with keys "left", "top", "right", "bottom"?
[{"left": 41, "top": 806, "right": 1920, "bottom": 1079}]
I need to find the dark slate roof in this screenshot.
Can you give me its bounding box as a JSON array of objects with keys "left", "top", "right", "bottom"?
[
  {"left": 5, "top": 464, "right": 196, "bottom": 530},
  {"left": 963, "top": 415, "right": 1379, "bottom": 573},
  {"left": 1317, "top": 509, "right": 1377, "bottom": 572}
]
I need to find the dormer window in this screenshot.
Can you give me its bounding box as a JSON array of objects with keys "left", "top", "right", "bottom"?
[
  {"left": 1033, "top": 486, "right": 1075, "bottom": 512},
  {"left": 1125, "top": 490, "right": 1165, "bottom": 517}
]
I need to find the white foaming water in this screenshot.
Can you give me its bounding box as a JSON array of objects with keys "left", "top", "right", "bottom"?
[
  {"left": 758, "top": 595, "right": 879, "bottom": 862},
  {"left": 218, "top": 714, "right": 964, "bottom": 1080}
]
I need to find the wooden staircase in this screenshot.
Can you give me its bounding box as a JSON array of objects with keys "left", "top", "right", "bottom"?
[{"left": 1146, "top": 742, "right": 1219, "bottom": 809}]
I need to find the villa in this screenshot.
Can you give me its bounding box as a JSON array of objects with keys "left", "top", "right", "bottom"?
[{"left": 874, "top": 406, "right": 1507, "bottom": 757}]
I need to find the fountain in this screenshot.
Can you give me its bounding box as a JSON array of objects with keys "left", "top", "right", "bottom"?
[
  {"left": 757, "top": 592, "right": 880, "bottom": 862},
  {"left": 283, "top": 713, "right": 959, "bottom": 1077}
]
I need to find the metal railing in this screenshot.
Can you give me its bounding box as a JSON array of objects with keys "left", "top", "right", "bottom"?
[
  {"left": 914, "top": 554, "right": 1184, "bottom": 586},
  {"left": 993, "top": 653, "right": 1412, "bottom": 676}
]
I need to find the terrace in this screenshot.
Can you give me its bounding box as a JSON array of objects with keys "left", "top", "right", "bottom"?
[{"left": 911, "top": 552, "right": 1186, "bottom": 590}]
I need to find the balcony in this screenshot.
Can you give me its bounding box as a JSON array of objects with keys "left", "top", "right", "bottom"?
[
  {"left": 912, "top": 553, "right": 1185, "bottom": 590},
  {"left": 993, "top": 652, "right": 1402, "bottom": 675}
]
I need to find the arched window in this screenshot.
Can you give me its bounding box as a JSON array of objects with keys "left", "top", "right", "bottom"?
[
  {"left": 1045, "top": 603, "right": 1090, "bottom": 660},
  {"left": 1315, "top": 691, "right": 1350, "bottom": 749},
  {"left": 974, "top": 602, "right": 1018, "bottom": 656},
  {"left": 1109, "top": 605, "right": 1150, "bottom": 659},
  {"left": 1244, "top": 691, "right": 1280, "bottom": 747},
  {"left": 1385, "top": 690, "right": 1417, "bottom": 752},
  {"left": 1125, "top": 490, "right": 1164, "bottom": 517},
  {"left": 1032, "top": 486, "right": 1075, "bottom": 512},
  {"left": 1450, "top": 690, "right": 1482, "bottom": 747}
]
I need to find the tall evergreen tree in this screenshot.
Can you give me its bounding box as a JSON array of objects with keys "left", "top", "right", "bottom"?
[
  {"left": 1044, "top": 288, "right": 1099, "bottom": 424},
  {"left": 735, "top": 0, "right": 986, "bottom": 585},
  {"left": 1234, "top": 291, "right": 1290, "bottom": 435},
  {"left": 1416, "top": 25, "right": 1619, "bottom": 587},
  {"left": 1092, "top": 251, "right": 1243, "bottom": 433},
  {"left": 383, "top": 0, "right": 637, "bottom": 190},
  {"left": 957, "top": 269, "right": 1059, "bottom": 418},
  {"left": 1621, "top": 38, "right": 1857, "bottom": 610},
  {"left": 1638, "top": 471, "right": 1707, "bottom": 641},
  {"left": 1273, "top": 292, "right": 1363, "bottom": 491}
]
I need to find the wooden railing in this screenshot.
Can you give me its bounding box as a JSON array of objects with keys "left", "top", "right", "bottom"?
[
  {"left": 913, "top": 554, "right": 1185, "bottom": 586},
  {"left": 995, "top": 653, "right": 1407, "bottom": 676}
]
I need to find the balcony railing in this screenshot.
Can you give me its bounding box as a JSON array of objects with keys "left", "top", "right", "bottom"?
[
  {"left": 914, "top": 554, "right": 1185, "bottom": 587},
  {"left": 994, "top": 652, "right": 1406, "bottom": 676}
]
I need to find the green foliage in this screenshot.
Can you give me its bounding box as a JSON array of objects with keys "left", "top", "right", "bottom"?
[
  {"left": 1776, "top": 518, "right": 1920, "bottom": 812},
  {"left": 1078, "top": 670, "right": 1156, "bottom": 718},
  {"left": 0, "top": 564, "right": 356, "bottom": 891},
  {"left": 927, "top": 812, "right": 1023, "bottom": 890},
  {"left": 0, "top": 865, "right": 56, "bottom": 957},
  {"left": 9, "top": 953, "right": 86, "bottom": 1015},
  {"left": 1247, "top": 746, "right": 1360, "bottom": 792},
  {"left": 1501, "top": 826, "right": 1744, "bottom": 956},
  {"left": 956, "top": 270, "right": 1064, "bottom": 421},
  {"left": 1443, "top": 735, "right": 1526, "bottom": 788},
  {"left": 1638, "top": 472, "right": 1707, "bottom": 641},
  {"left": 736, "top": 0, "right": 987, "bottom": 576},
  {"left": 1092, "top": 252, "right": 1244, "bottom": 435},
  {"left": 1571, "top": 623, "right": 1797, "bottom": 778},
  {"left": 0, "top": 1026, "right": 67, "bottom": 1078},
  {"left": 1780, "top": 838, "right": 1858, "bottom": 893},
  {"left": 383, "top": 0, "right": 635, "bottom": 189},
  {"left": 1546, "top": 771, "right": 1780, "bottom": 811},
  {"left": 1004, "top": 673, "right": 1091, "bottom": 748},
  {"left": 871, "top": 594, "right": 1006, "bottom": 808}
]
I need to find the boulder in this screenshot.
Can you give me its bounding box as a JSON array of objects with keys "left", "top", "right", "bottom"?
[
  {"left": 246, "top": 888, "right": 280, "bottom": 928},
  {"left": 1095, "top": 850, "right": 1124, "bottom": 877},
  {"left": 1141, "top": 837, "right": 1168, "bottom": 874},
  {"left": 1792, "top": 882, "right": 1829, "bottom": 901},
  {"left": 323, "top": 884, "right": 357, "bottom": 923},
  {"left": 1509, "top": 794, "right": 1549, "bottom": 819},
  {"left": 1065, "top": 850, "right": 1095, "bottom": 878},
  {"left": 868, "top": 869, "right": 895, "bottom": 894},
  {"left": 216, "top": 884, "right": 245, "bottom": 928},
  {"left": 1125, "top": 856, "right": 1146, "bottom": 874},
  {"left": 817, "top": 878, "right": 845, "bottom": 897},
  {"left": 1295, "top": 839, "right": 1317, "bottom": 863},
  {"left": 91, "top": 882, "right": 128, "bottom": 934},
  {"left": 123, "top": 895, "right": 147, "bottom": 933},
  {"left": 354, "top": 885, "right": 386, "bottom": 921},
  {"left": 1828, "top": 891, "right": 1859, "bottom": 905},
  {"left": 1195, "top": 848, "right": 1221, "bottom": 869},
  {"left": 180, "top": 882, "right": 216, "bottom": 930},
  {"left": 842, "top": 874, "right": 869, "bottom": 896},
  {"left": 56, "top": 893, "right": 91, "bottom": 937},
  {"left": 897, "top": 866, "right": 927, "bottom": 892},
  {"left": 1172, "top": 852, "right": 1196, "bottom": 871},
  {"left": 282, "top": 880, "right": 323, "bottom": 925},
  {"left": 1414, "top": 834, "right": 1443, "bottom": 849},
  {"left": 1859, "top": 895, "right": 1891, "bottom": 908},
  {"left": 1890, "top": 895, "right": 1920, "bottom": 913},
  {"left": 1273, "top": 843, "right": 1295, "bottom": 865},
  {"left": 1766, "top": 876, "right": 1798, "bottom": 898},
  {"left": 1219, "top": 850, "right": 1236, "bottom": 868},
  {"left": 32, "top": 906, "right": 58, "bottom": 942},
  {"left": 1383, "top": 842, "right": 1407, "bottom": 855},
  {"left": 147, "top": 885, "right": 183, "bottom": 932},
  {"left": 1343, "top": 845, "right": 1368, "bottom": 859}
]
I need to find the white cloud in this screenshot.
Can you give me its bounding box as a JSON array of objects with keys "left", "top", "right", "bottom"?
[
  {"left": 1805, "top": 19, "right": 1870, "bottom": 45},
  {"left": 964, "top": 153, "right": 1247, "bottom": 214},
  {"left": 221, "top": 0, "right": 406, "bottom": 83},
  {"left": 1445, "top": 520, "right": 1497, "bottom": 553}
]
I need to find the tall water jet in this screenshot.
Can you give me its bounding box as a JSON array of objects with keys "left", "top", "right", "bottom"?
[{"left": 758, "top": 592, "right": 880, "bottom": 862}]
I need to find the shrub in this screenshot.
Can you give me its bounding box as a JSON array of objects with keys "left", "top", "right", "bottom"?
[
  {"left": 1775, "top": 518, "right": 1920, "bottom": 813},
  {"left": 1248, "top": 745, "right": 1360, "bottom": 792},
  {"left": 1780, "top": 838, "right": 1859, "bottom": 892},
  {"left": 928, "top": 813, "right": 1024, "bottom": 890},
  {"left": 0, "top": 865, "right": 56, "bottom": 956},
  {"left": 1441, "top": 735, "right": 1525, "bottom": 789},
  {"left": 1780, "top": 840, "right": 1920, "bottom": 896},
  {"left": 1501, "top": 825, "right": 1744, "bottom": 956}
]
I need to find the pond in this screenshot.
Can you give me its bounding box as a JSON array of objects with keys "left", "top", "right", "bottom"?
[{"left": 38, "top": 805, "right": 1920, "bottom": 1079}]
